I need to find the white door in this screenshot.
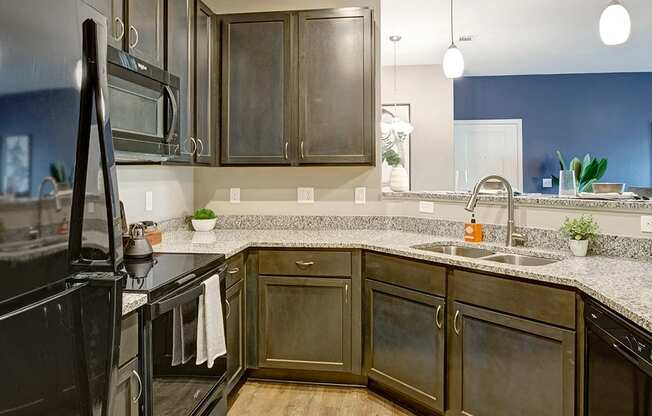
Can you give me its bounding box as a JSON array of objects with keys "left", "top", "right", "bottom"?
[{"left": 454, "top": 119, "right": 523, "bottom": 192}]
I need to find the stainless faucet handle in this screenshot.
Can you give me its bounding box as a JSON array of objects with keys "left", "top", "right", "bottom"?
[{"left": 511, "top": 232, "right": 526, "bottom": 246}]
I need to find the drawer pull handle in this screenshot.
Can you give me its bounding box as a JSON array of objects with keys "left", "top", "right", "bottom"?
[
  {"left": 435, "top": 305, "right": 443, "bottom": 329},
  {"left": 284, "top": 141, "right": 289, "bottom": 159},
  {"left": 295, "top": 261, "right": 315, "bottom": 267},
  {"left": 453, "top": 310, "right": 461, "bottom": 335},
  {"left": 225, "top": 299, "right": 231, "bottom": 319},
  {"left": 345, "top": 284, "right": 349, "bottom": 303},
  {"left": 227, "top": 268, "right": 240, "bottom": 275},
  {"left": 131, "top": 370, "right": 142, "bottom": 403}
]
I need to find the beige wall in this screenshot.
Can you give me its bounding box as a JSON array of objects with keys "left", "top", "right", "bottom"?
[{"left": 381, "top": 64, "right": 454, "bottom": 191}]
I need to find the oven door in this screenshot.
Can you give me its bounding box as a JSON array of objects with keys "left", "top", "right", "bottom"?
[
  {"left": 108, "top": 66, "right": 180, "bottom": 163},
  {"left": 144, "top": 264, "right": 227, "bottom": 416},
  {"left": 586, "top": 323, "right": 652, "bottom": 415}
]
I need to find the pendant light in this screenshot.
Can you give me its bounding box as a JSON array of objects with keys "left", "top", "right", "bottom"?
[
  {"left": 381, "top": 35, "right": 414, "bottom": 137},
  {"left": 442, "top": 0, "right": 464, "bottom": 79},
  {"left": 599, "top": 1, "right": 631, "bottom": 45}
]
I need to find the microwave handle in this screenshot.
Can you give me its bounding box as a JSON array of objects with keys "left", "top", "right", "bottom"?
[{"left": 163, "top": 85, "right": 178, "bottom": 144}]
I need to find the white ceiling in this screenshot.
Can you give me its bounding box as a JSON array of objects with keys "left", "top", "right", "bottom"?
[{"left": 381, "top": 0, "right": 652, "bottom": 75}]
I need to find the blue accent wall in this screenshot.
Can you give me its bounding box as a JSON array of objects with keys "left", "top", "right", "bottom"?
[{"left": 454, "top": 73, "right": 652, "bottom": 193}]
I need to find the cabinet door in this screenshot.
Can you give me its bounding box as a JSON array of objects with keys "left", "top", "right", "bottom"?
[
  {"left": 83, "top": 0, "right": 124, "bottom": 49},
  {"left": 258, "top": 275, "right": 352, "bottom": 372},
  {"left": 220, "top": 13, "right": 292, "bottom": 165},
  {"left": 297, "top": 8, "right": 374, "bottom": 165},
  {"left": 194, "top": 1, "right": 217, "bottom": 165},
  {"left": 226, "top": 279, "right": 245, "bottom": 395},
  {"left": 112, "top": 358, "right": 141, "bottom": 416},
  {"left": 365, "top": 280, "right": 445, "bottom": 413},
  {"left": 128, "top": 0, "right": 164, "bottom": 68},
  {"left": 167, "top": 0, "right": 194, "bottom": 163},
  {"left": 448, "top": 302, "right": 576, "bottom": 416}
]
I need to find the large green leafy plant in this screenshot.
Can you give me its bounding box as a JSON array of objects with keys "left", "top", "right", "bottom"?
[{"left": 554, "top": 151, "right": 608, "bottom": 192}]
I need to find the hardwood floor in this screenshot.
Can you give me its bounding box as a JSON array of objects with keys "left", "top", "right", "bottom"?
[{"left": 228, "top": 381, "right": 416, "bottom": 416}]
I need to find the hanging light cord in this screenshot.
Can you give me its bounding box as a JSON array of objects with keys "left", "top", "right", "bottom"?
[
  {"left": 393, "top": 39, "right": 398, "bottom": 111},
  {"left": 450, "top": 0, "right": 455, "bottom": 45}
]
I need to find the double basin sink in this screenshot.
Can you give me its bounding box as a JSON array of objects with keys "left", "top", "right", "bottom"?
[{"left": 411, "top": 244, "right": 559, "bottom": 266}]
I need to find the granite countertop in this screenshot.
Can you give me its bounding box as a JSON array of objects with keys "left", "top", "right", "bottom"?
[
  {"left": 123, "top": 292, "right": 147, "bottom": 316},
  {"left": 154, "top": 229, "right": 652, "bottom": 333}
]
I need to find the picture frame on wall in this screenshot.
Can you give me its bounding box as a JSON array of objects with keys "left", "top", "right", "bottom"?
[{"left": 1, "top": 135, "right": 32, "bottom": 197}]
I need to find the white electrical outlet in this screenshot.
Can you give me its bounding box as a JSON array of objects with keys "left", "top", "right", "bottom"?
[
  {"left": 542, "top": 178, "right": 553, "bottom": 188},
  {"left": 230, "top": 188, "right": 241, "bottom": 203},
  {"left": 641, "top": 216, "right": 652, "bottom": 233},
  {"left": 354, "top": 187, "right": 366, "bottom": 204},
  {"left": 419, "top": 201, "right": 434, "bottom": 213},
  {"left": 145, "top": 191, "right": 153, "bottom": 212},
  {"left": 297, "top": 187, "right": 314, "bottom": 204}
]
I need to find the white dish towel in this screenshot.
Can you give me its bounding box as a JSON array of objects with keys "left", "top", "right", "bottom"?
[{"left": 196, "top": 274, "right": 226, "bottom": 368}]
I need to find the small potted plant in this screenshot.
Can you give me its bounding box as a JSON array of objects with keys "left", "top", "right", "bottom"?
[
  {"left": 191, "top": 208, "right": 217, "bottom": 232},
  {"left": 560, "top": 215, "right": 599, "bottom": 257},
  {"left": 383, "top": 148, "right": 409, "bottom": 192}
]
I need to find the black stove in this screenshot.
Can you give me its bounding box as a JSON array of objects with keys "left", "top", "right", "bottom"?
[{"left": 123, "top": 252, "right": 225, "bottom": 301}]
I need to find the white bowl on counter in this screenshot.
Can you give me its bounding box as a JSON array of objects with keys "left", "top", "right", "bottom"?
[{"left": 191, "top": 218, "right": 217, "bottom": 232}]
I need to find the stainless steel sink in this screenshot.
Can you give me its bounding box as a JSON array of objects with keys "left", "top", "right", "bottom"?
[
  {"left": 411, "top": 244, "right": 496, "bottom": 258},
  {"left": 482, "top": 254, "right": 559, "bottom": 266}
]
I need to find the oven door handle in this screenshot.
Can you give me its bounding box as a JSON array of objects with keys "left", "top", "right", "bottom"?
[
  {"left": 149, "top": 283, "right": 203, "bottom": 320},
  {"left": 163, "top": 85, "right": 178, "bottom": 144}
]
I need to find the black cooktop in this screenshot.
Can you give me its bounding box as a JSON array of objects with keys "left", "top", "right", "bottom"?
[{"left": 123, "top": 253, "right": 225, "bottom": 301}]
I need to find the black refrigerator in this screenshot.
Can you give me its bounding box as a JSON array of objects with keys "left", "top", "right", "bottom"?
[{"left": 0, "top": 1, "right": 124, "bottom": 415}]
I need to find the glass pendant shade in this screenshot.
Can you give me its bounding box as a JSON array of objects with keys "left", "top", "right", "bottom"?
[
  {"left": 599, "top": 1, "right": 631, "bottom": 45},
  {"left": 443, "top": 44, "right": 465, "bottom": 79}
]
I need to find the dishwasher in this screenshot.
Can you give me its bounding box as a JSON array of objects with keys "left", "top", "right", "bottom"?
[{"left": 585, "top": 299, "right": 651, "bottom": 415}]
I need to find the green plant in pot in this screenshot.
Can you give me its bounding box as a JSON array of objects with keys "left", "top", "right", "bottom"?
[
  {"left": 554, "top": 151, "right": 608, "bottom": 193},
  {"left": 560, "top": 215, "right": 599, "bottom": 257},
  {"left": 383, "top": 148, "right": 408, "bottom": 192},
  {"left": 191, "top": 208, "right": 217, "bottom": 232}
]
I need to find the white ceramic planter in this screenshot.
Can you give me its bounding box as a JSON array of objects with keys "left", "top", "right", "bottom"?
[
  {"left": 569, "top": 239, "right": 589, "bottom": 257},
  {"left": 191, "top": 218, "right": 217, "bottom": 232},
  {"left": 389, "top": 166, "right": 409, "bottom": 192}
]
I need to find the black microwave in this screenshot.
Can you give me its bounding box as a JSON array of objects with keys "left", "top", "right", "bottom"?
[{"left": 107, "top": 46, "right": 182, "bottom": 163}]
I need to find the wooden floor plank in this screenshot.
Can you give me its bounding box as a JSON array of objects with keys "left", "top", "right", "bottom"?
[{"left": 228, "top": 381, "right": 416, "bottom": 416}]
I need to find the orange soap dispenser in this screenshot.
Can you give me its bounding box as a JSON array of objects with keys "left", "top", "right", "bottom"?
[{"left": 464, "top": 214, "right": 483, "bottom": 243}]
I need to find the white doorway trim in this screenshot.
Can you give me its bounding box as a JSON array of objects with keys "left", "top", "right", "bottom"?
[{"left": 453, "top": 119, "right": 524, "bottom": 192}]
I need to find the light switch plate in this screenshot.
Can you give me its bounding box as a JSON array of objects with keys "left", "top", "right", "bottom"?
[
  {"left": 297, "top": 187, "right": 314, "bottom": 204},
  {"left": 354, "top": 187, "right": 366, "bottom": 204},
  {"left": 542, "top": 178, "right": 553, "bottom": 188},
  {"left": 230, "top": 188, "right": 241, "bottom": 203},
  {"left": 145, "top": 191, "right": 153, "bottom": 212},
  {"left": 641, "top": 216, "right": 652, "bottom": 233},
  {"left": 419, "top": 201, "right": 435, "bottom": 213}
]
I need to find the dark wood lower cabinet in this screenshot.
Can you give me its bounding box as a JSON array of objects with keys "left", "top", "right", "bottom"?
[
  {"left": 447, "top": 301, "right": 576, "bottom": 416},
  {"left": 226, "top": 279, "right": 246, "bottom": 394},
  {"left": 113, "top": 358, "right": 141, "bottom": 416},
  {"left": 364, "top": 279, "right": 445, "bottom": 414},
  {"left": 258, "top": 275, "right": 352, "bottom": 372}
]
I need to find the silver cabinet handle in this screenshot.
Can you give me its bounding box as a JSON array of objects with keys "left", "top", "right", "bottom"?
[
  {"left": 129, "top": 25, "right": 139, "bottom": 49},
  {"left": 227, "top": 267, "right": 240, "bottom": 275},
  {"left": 345, "top": 284, "right": 349, "bottom": 304},
  {"left": 225, "top": 299, "right": 231, "bottom": 319},
  {"left": 131, "top": 370, "right": 142, "bottom": 403},
  {"left": 300, "top": 141, "right": 305, "bottom": 159},
  {"left": 114, "top": 17, "right": 125, "bottom": 41},
  {"left": 284, "top": 141, "right": 289, "bottom": 160},
  {"left": 453, "top": 310, "right": 461, "bottom": 335},
  {"left": 189, "top": 137, "right": 198, "bottom": 155},
  {"left": 197, "top": 138, "right": 204, "bottom": 156},
  {"left": 435, "top": 305, "right": 443, "bottom": 329},
  {"left": 295, "top": 260, "right": 314, "bottom": 267}
]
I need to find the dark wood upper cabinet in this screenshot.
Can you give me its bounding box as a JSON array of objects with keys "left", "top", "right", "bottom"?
[
  {"left": 194, "top": 1, "right": 217, "bottom": 165},
  {"left": 365, "top": 279, "right": 445, "bottom": 413},
  {"left": 297, "top": 8, "right": 374, "bottom": 165},
  {"left": 220, "top": 13, "right": 293, "bottom": 165},
  {"left": 447, "top": 301, "right": 576, "bottom": 416},
  {"left": 127, "top": 0, "right": 165, "bottom": 68}
]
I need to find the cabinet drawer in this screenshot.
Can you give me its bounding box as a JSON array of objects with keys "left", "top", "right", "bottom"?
[
  {"left": 119, "top": 312, "right": 139, "bottom": 367},
  {"left": 259, "top": 250, "right": 352, "bottom": 277},
  {"left": 451, "top": 270, "right": 576, "bottom": 329},
  {"left": 363, "top": 252, "right": 446, "bottom": 297},
  {"left": 226, "top": 252, "right": 245, "bottom": 288}
]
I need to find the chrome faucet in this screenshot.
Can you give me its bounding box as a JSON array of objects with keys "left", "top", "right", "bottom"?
[
  {"left": 30, "top": 176, "right": 62, "bottom": 239},
  {"left": 464, "top": 175, "right": 525, "bottom": 247}
]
